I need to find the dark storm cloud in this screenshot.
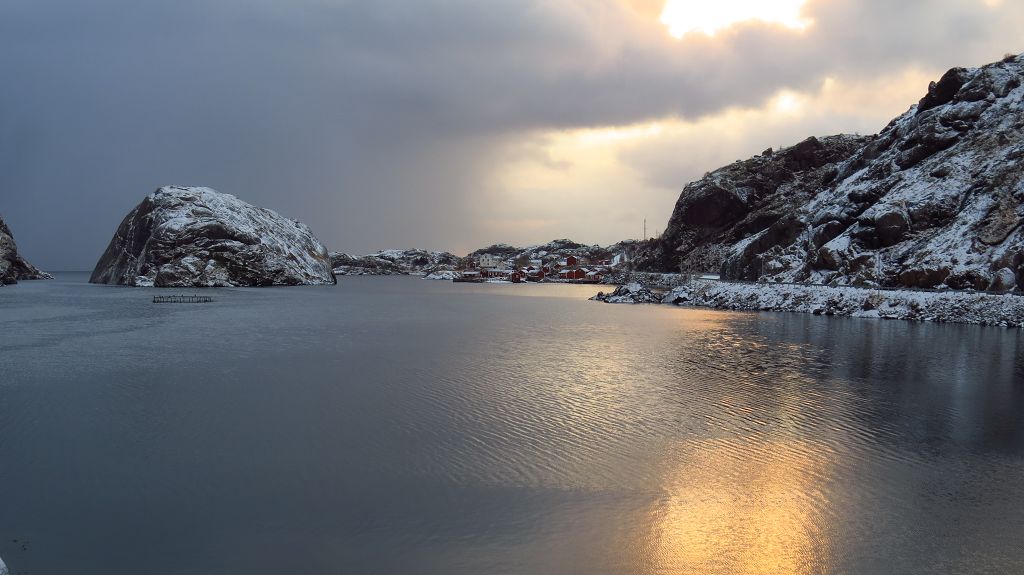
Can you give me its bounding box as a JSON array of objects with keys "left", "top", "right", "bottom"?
[{"left": 0, "top": 0, "right": 1020, "bottom": 268}]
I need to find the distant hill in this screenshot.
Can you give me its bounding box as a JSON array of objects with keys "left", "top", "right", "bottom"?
[
  {"left": 331, "top": 239, "right": 645, "bottom": 276},
  {"left": 329, "top": 249, "right": 461, "bottom": 276}
]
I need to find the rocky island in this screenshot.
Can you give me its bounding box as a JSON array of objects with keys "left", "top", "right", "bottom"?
[
  {"left": 1, "top": 215, "right": 51, "bottom": 285},
  {"left": 90, "top": 186, "right": 336, "bottom": 287}
]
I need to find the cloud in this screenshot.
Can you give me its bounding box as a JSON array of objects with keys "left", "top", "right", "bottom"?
[{"left": 0, "top": 0, "right": 1021, "bottom": 267}]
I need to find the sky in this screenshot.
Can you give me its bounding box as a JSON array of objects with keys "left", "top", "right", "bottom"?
[{"left": 1, "top": 0, "right": 1022, "bottom": 269}]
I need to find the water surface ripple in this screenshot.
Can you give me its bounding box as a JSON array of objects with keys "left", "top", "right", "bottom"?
[{"left": 1, "top": 274, "right": 1022, "bottom": 574}]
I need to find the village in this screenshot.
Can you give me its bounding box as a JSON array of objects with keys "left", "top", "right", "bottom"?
[{"left": 453, "top": 252, "right": 630, "bottom": 284}]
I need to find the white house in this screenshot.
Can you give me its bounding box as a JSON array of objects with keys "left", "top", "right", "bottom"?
[{"left": 479, "top": 254, "right": 506, "bottom": 269}]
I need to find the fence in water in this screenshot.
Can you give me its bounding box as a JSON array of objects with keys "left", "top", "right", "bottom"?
[{"left": 152, "top": 295, "right": 215, "bottom": 304}]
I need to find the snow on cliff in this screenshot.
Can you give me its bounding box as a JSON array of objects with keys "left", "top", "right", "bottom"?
[
  {"left": 90, "top": 186, "right": 336, "bottom": 287},
  {"left": 0, "top": 215, "right": 51, "bottom": 285},
  {"left": 646, "top": 53, "right": 1024, "bottom": 292}
]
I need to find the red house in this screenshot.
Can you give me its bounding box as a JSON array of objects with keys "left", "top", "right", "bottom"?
[{"left": 559, "top": 268, "right": 586, "bottom": 280}]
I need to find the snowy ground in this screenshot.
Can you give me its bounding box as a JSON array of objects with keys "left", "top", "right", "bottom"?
[
  {"left": 423, "top": 270, "right": 459, "bottom": 280},
  {"left": 595, "top": 279, "right": 1024, "bottom": 328}
]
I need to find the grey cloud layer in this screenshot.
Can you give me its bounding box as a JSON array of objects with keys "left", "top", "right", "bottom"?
[{"left": 0, "top": 0, "right": 1020, "bottom": 268}]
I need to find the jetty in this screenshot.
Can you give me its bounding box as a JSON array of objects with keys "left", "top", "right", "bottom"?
[{"left": 152, "top": 295, "right": 215, "bottom": 304}]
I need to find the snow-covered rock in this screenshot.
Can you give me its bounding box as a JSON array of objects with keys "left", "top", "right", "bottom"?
[
  {"left": 424, "top": 269, "right": 460, "bottom": 280},
  {"left": 645, "top": 53, "right": 1024, "bottom": 292},
  {"left": 0, "top": 215, "right": 51, "bottom": 285},
  {"left": 90, "top": 186, "right": 336, "bottom": 287},
  {"left": 330, "top": 253, "right": 408, "bottom": 276},
  {"left": 591, "top": 282, "right": 661, "bottom": 304},
  {"left": 0, "top": 554, "right": 8, "bottom": 575}
]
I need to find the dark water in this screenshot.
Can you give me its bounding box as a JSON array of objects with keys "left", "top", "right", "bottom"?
[{"left": 1, "top": 273, "right": 1023, "bottom": 574}]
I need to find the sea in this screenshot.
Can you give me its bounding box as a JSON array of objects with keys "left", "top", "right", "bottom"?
[{"left": 1, "top": 273, "right": 1022, "bottom": 574}]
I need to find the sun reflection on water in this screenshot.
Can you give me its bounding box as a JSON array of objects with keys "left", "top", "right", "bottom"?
[{"left": 636, "top": 438, "right": 837, "bottom": 574}]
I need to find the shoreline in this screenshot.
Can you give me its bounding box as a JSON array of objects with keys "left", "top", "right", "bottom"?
[{"left": 593, "top": 278, "right": 1024, "bottom": 328}]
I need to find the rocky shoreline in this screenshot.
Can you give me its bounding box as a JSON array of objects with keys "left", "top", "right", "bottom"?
[{"left": 593, "top": 279, "right": 1024, "bottom": 328}]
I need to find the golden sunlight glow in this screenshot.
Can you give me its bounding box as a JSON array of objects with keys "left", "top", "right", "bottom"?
[
  {"left": 639, "top": 439, "right": 836, "bottom": 574},
  {"left": 660, "top": 0, "right": 810, "bottom": 38},
  {"left": 485, "top": 68, "right": 934, "bottom": 246},
  {"left": 771, "top": 90, "right": 805, "bottom": 115}
]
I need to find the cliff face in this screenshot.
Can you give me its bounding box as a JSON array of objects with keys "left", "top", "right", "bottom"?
[
  {"left": 653, "top": 53, "right": 1024, "bottom": 291},
  {"left": 0, "top": 215, "right": 52, "bottom": 285},
  {"left": 645, "top": 134, "right": 870, "bottom": 274},
  {"left": 90, "top": 186, "right": 336, "bottom": 287}
]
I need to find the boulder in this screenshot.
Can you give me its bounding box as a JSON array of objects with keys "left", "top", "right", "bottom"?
[
  {"left": 90, "top": 187, "right": 336, "bottom": 287},
  {"left": 874, "top": 210, "right": 911, "bottom": 247},
  {"left": 988, "top": 267, "right": 1018, "bottom": 292},
  {"left": 917, "top": 67, "right": 971, "bottom": 113},
  {"left": 592, "top": 283, "right": 661, "bottom": 304},
  {"left": 898, "top": 267, "right": 951, "bottom": 288}
]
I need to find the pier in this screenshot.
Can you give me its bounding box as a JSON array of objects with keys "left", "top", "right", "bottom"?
[{"left": 152, "top": 295, "right": 215, "bottom": 304}]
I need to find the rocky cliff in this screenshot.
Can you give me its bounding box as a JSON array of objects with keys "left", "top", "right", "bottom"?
[
  {"left": 90, "top": 187, "right": 336, "bottom": 287},
  {"left": 0, "top": 215, "right": 51, "bottom": 285},
  {"left": 648, "top": 53, "right": 1024, "bottom": 291}
]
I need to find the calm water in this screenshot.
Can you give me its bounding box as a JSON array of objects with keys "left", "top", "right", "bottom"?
[{"left": 1, "top": 273, "right": 1023, "bottom": 574}]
